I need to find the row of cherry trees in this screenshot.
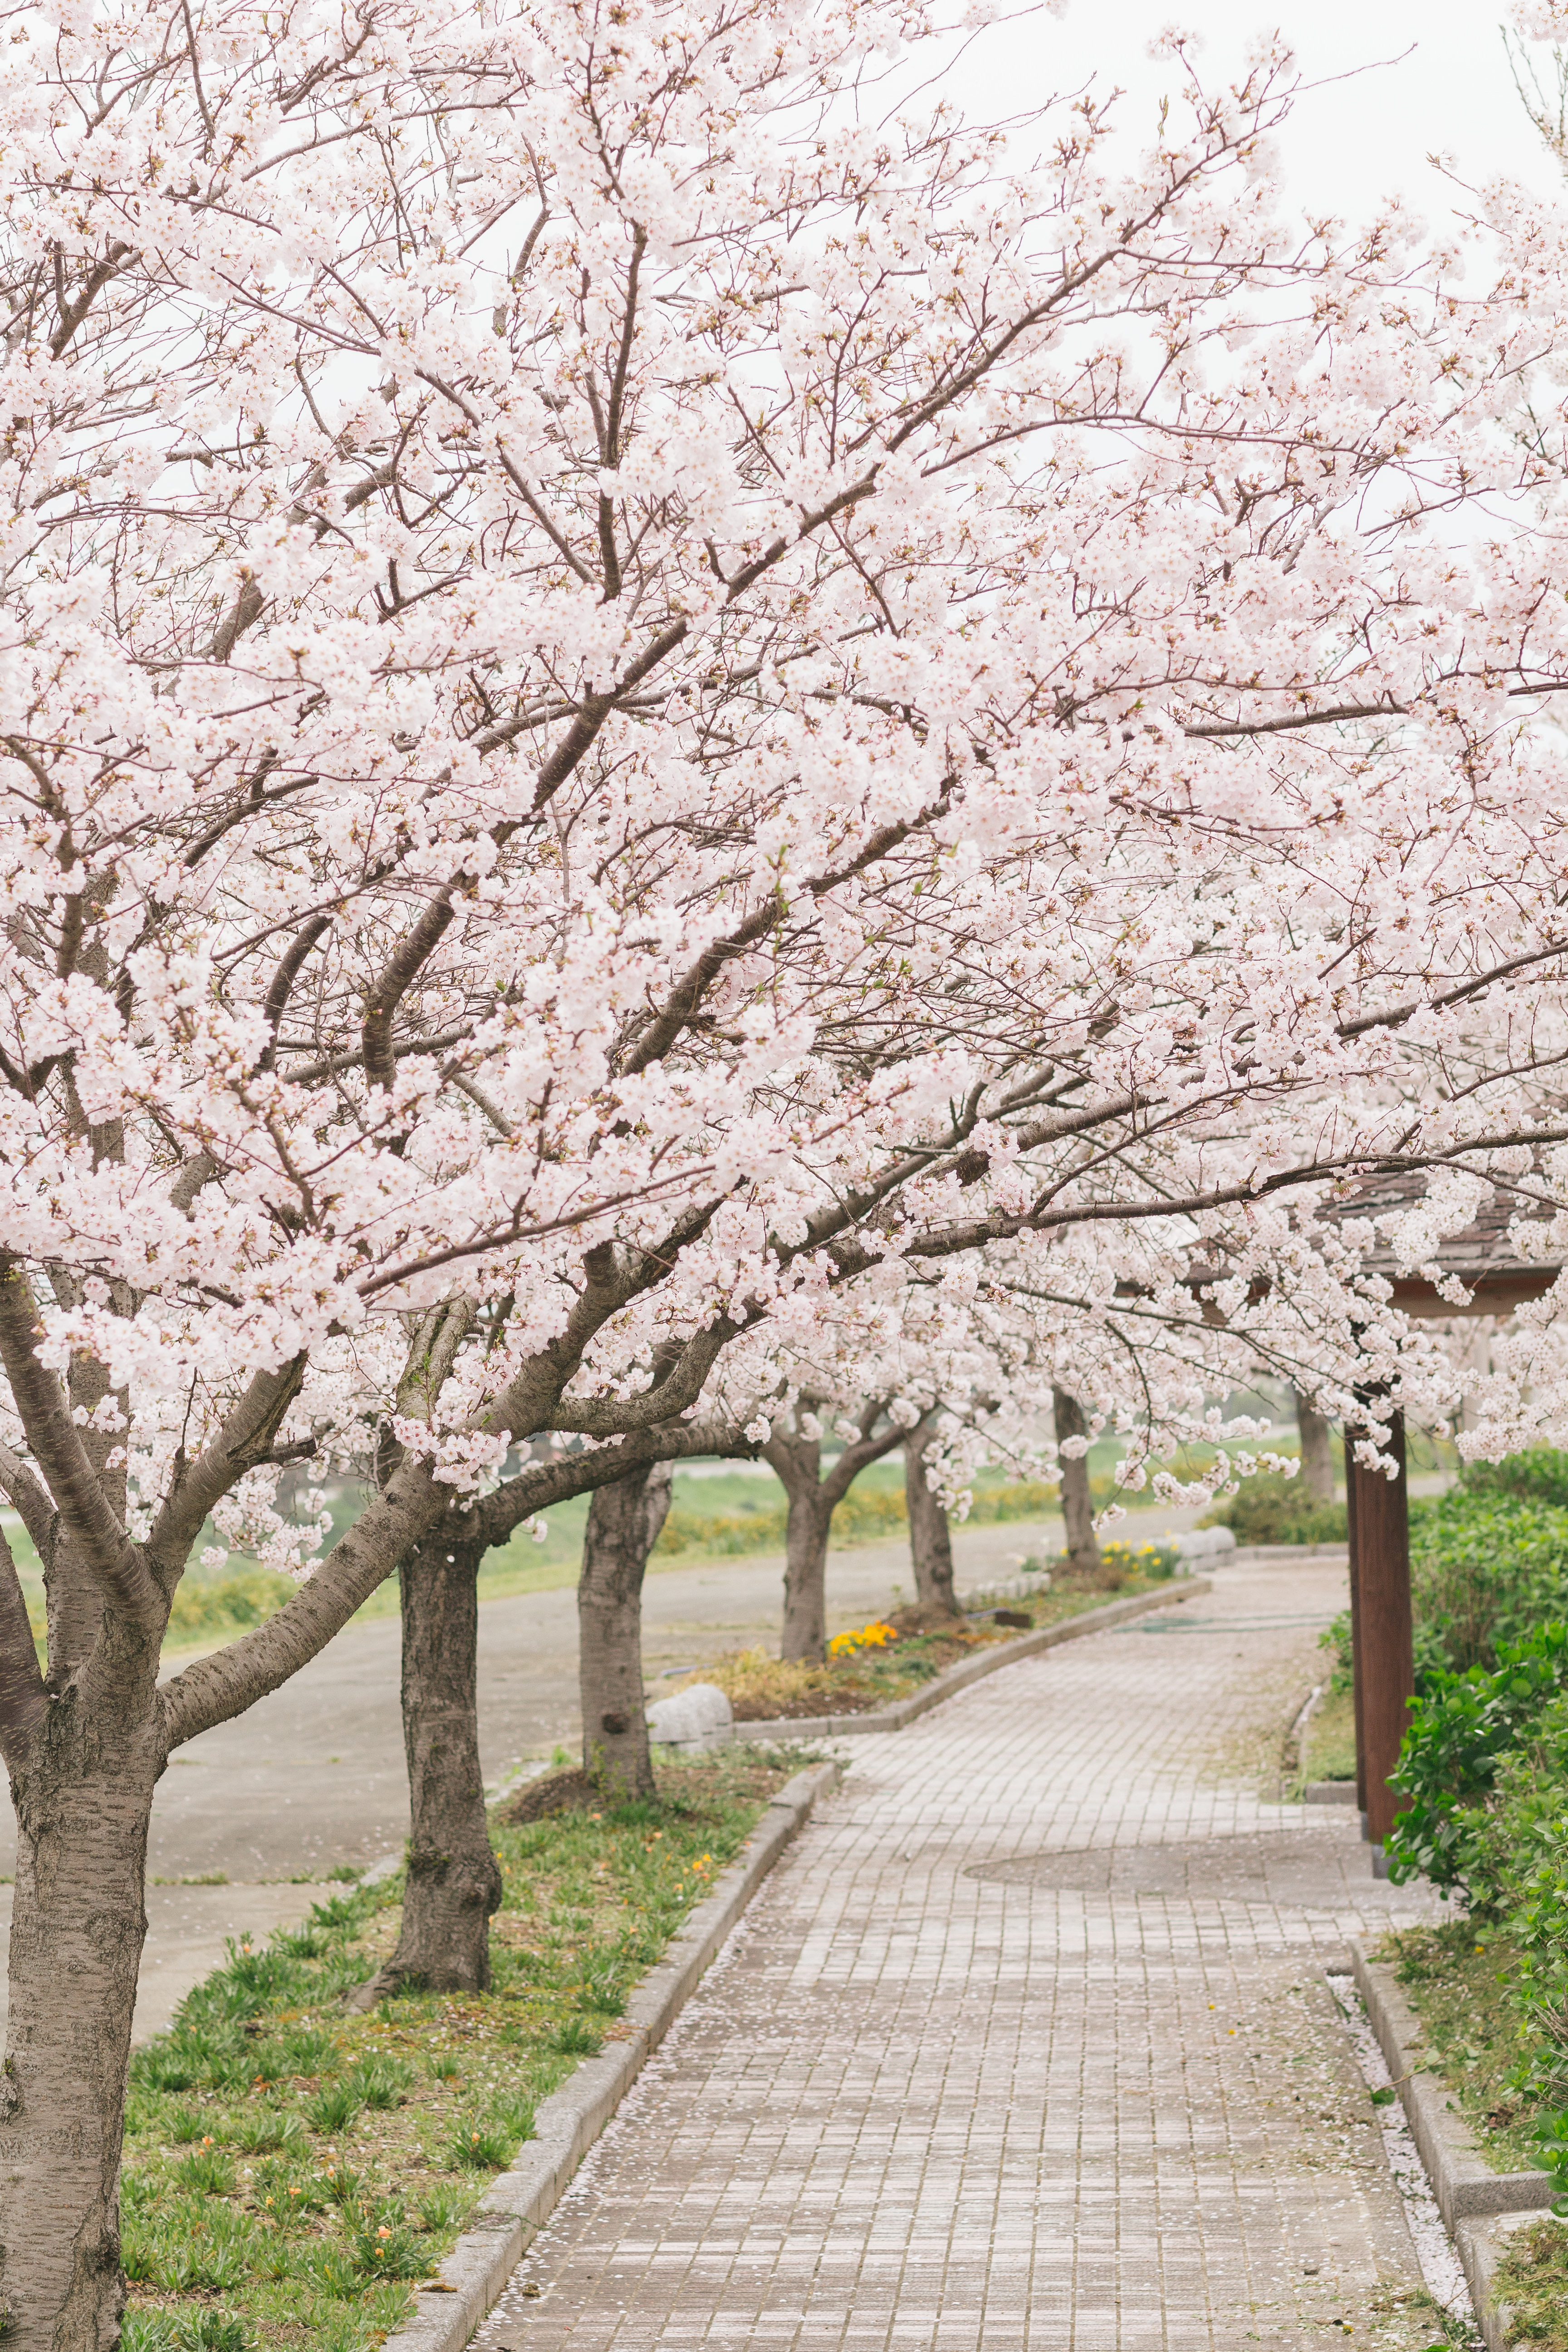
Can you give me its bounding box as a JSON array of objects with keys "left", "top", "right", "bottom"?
[{"left": 4, "top": 0, "right": 1568, "bottom": 2335}]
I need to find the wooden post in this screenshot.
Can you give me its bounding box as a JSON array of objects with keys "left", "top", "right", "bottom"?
[
  {"left": 1345, "top": 1411, "right": 1414, "bottom": 1849},
  {"left": 1343, "top": 1426, "right": 1366, "bottom": 1822}
]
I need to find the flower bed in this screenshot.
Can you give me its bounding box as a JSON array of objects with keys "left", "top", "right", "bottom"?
[{"left": 682, "top": 1577, "right": 1168, "bottom": 1722}]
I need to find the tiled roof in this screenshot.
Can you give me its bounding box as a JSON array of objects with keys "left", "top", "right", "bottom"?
[{"left": 1323, "top": 1172, "right": 1563, "bottom": 1284}]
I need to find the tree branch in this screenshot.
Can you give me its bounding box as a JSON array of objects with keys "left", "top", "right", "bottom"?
[
  {"left": 143, "top": 1360, "right": 308, "bottom": 1578},
  {"left": 820, "top": 1417, "right": 907, "bottom": 1507},
  {"left": 618, "top": 781, "right": 957, "bottom": 1079},
  {"left": 157, "top": 1450, "right": 445, "bottom": 1751},
  {"left": 460, "top": 1417, "right": 745, "bottom": 1552},
  {"left": 0, "top": 1439, "right": 57, "bottom": 1567},
  {"left": 0, "top": 1259, "right": 160, "bottom": 1627},
  {"left": 258, "top": 914, "right": 332, "bottom": 1073},
  {"left": 362, "top": 897, "right": 456, "bottom": 1094},
  {"left": 545, "top": 1320, "right": 737, "bottom": 1436}
]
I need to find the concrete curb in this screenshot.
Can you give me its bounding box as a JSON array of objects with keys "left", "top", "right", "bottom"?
[
  {"left": 1451, "top": 2206, "right": 1550, "bottom": 2352},
  {"left": 379, "top": 1759, "right": 840, "bottom": 2352},
  {"left": 1350, "top": 1938, "right": 1552, "bottom": 2230},
  {"left": 1305, "top": 1781, "right": 1356, "bottom": 1806},
  {"left": 674, "top": 1578, "right": 1213, "bottom": 1747},
  {"left": 1235, "top": 1541, "right": 1349, "bottom": 1562}
]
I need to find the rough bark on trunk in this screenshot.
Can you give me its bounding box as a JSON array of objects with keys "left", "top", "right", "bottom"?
[
  {"left": 1294, "top": 1391, "right": 1335, "bottom": 1502},
  {"left": 0, "top": 1622, "right": 162, "bottom": 2352},
  {"left": 578, "top": 1463, "right": 671, "bottom": 1800},
  {"left": 905, "top": 1435, "right": 959, "bottom": 1617},
  {"left": 779, "top": 1481, "right": 834, "bottom": 1663},
  {"left": 0, "top": 1274, "right": 463, "bottom": 2346},
  {"left": 1053, "top": 1386, "right": 1101, "bottom": 1570},
  {"left": 379, "top": 1538, "right": 501, "bottom": 1994}
]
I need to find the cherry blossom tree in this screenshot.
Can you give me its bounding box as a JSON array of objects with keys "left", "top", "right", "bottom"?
[{"left": 5, "top": 0, "right": 1568, "bottom": 2332}]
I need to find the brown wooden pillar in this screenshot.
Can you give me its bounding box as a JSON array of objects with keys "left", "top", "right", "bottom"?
[
  {"left": 1343, "top": 1427, "right": 1366, "bottom": 1819},
  {"left": 1345, "top": 1410, "right": 1413, "bottom": 1849}
]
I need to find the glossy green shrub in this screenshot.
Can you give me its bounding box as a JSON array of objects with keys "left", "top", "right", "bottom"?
[
  {"left": 1386, "top": 1623, "right": 1568, "bottom": 1897},
  {"left": 1464, "top": 1449, "right": 1568, "bottom": 1510}
]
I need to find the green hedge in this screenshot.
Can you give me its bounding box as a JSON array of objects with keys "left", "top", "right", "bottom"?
[
  {"left": 1318, "top": 1474, "right": 1568, "bottom": 1695},
  {"left": 1380, "top": 1455, "right": 1568, "bottom": 2181},
  {"left": 1408, "top": 1486, "right": 1568, "bottom": 1680},
  {"left": 1388, "top": 1627, "right": 1568, "bottom": 2154},
  {"left": 1198, "top": 1470, "right": 1347, "bottom": 1548}
]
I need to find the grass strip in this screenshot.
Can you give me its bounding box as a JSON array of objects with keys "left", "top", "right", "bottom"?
[
  {"left": 1375, "top": 1922, "right": 1544, "bottom": 2171},
  {"left": 1302, "top": 1685, "right": 1357, "bottom": 1786},
  {"left": 120, "top": 1744, "right": 799, "bottom": 2352},
  {"left": 1488, "top": 2216, "right": 1568, "bottom": 2348}
]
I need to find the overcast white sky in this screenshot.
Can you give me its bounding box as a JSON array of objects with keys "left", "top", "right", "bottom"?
[{"left": 939, "top": 3, "right": 1560, "bottom": 233}]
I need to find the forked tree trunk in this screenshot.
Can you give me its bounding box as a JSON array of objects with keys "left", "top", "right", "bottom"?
[
  {"left": 764, "top": 1411, "right": 908, "bottom": 1664},
  {"left": 0, "top": 1621, "right": 163, "bottom": 2352},
  {"left": 379, "top": 1537, "right": 500, "bottom": 1994},
  {"left": 905, "top": 1435, "right": 959, "bottom": 1617},
  {"left": 1053, "top": 1386, "right": 1101, "bottom": 1570},
  {"left": 578, "top": 1463, "right": 671, "bottom": 1799},
  {"left": 1294, "top": 1391, "right": 1336, "bottom": 1502}
]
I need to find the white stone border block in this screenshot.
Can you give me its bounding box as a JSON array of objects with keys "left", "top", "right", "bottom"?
[{"left": 1350, "top": 1937, "right": 1551, "bottom": 2230}]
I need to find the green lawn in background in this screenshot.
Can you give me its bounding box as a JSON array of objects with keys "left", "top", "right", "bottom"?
[{"left": 5, "top": 1410, "right": 1435, "bottom": 1666}]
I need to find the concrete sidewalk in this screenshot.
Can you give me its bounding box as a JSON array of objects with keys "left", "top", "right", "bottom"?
[{"left": 475, "top": 1555, "right": 1452, "bottom": 2351}]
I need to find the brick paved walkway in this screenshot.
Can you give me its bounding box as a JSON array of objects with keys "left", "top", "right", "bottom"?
[{"left": 479, "top": 1558, "right": 1452, "bottom": 2351}]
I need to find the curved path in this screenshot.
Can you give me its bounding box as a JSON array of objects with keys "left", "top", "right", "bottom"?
[
  {"left": 0, "top": 1507, "right": 1101, "bottom": 2038},
  {"left": 475, "top": 1555, "right": 1450, "bottom": 2352}
]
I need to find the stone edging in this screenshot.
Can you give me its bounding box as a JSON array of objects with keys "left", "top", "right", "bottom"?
[
  {"left": 697, "top": 1577, "right": 1213, "bottom": 1745},
  {"left": 378, "top": 1759, "right": 839, "bottom": 2352},
  {"left": 1349, "top": 1937, "right": 1554, "bottom": 2351}
]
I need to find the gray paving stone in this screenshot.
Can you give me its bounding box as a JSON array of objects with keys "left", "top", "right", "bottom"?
[{"left": 477, "top": 1557, "right": 1452, "bottom": 2350}]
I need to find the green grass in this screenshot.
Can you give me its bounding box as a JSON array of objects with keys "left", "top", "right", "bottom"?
[
  {"left": 1374, "top": 1921, "right": 1544, "bottom": 2172},
  {"left": 1304, "top": 1686, "right": 1357, "bottom": 1784},
  {"left": 122, "top": 1745, "right": 792, "bottom": 2352},
  {"left": 1488, "top": 2217, "right": 1568, "bottom": 2349}
]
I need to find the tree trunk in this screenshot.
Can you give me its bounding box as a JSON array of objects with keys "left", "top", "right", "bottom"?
[
  {"left": 1295, "top": 1391, "right": 1336, "bottom": 1502},
  {"left": 905, "top": 1435, "right": 959, "bottom": 1617},
  {"left": 0, "top": 1628, "right": 162, "bottom": 2352},
  {"left": 1053, "top": 1386, "right": 1101, "bottom": 1569},
  {"left": 578, "top": 1463, "right": 671, "bottom": 1800},
  {"left": 379, "top": 1538, "right": 501, "bottom": 1995},
  {"left": 774, "top": 1482, "right": 830, "bottom": 1663}
]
